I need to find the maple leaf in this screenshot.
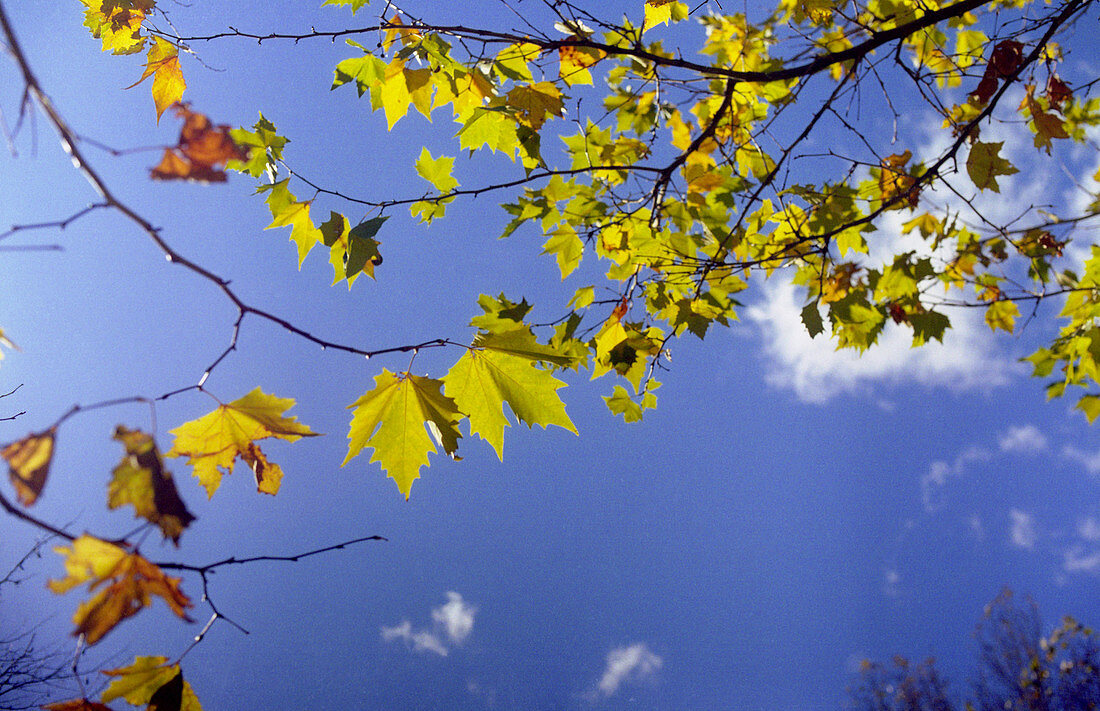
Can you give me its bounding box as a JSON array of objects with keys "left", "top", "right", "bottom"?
[
  {"left": 322, "top": 0, "right": 371, "bottom": 12},
  {"left": 558, "top": 40, "right": 605, "bottom": 86},
  {"left": 80, "top": 0, "right": 154, "bottom": 55},
  {"left": 414, "top": 148, "right": 459, "bottom": 193},
  {"left": 260, "top": 181, "right": 324, "bottom": 266},
  {"left": 643, "top": 0, "right": 675, "bottom": 32},
  {"left": 2, "top": 427, "right": 56, "bottom": 506},
  {"left": 107, "top": 426, "right": 195, "bottom": 545},
  {"left": 102, "top": 657, "right": 202, "bottom": 710},
  {"left": 48, "top": 536, "right": 192, "bottom": 645},
  {"left": 505, "top": 82, "right": 564, "bottom": 130},
  {"left": 166, "top": 388, "right": 319, "bottom": 498},
  {"left": 343, "top": 370, "right": 462, "bottom": 499},
  {"left": 966, "top": 141, "right": 1019, "bottom": 192},
  {"left": 125, "top": 36, "right": 185, "bottom": 121},
  {"left": 877, "top": 150, "right": 920, "bottom": 209},
  {"left": 443, "top": 336, "right": 576, "bottom": 460},
  {"left": 151, "top": 105, "right": 246, "bottom": 182}
]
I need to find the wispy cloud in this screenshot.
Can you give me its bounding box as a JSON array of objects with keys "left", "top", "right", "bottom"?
[
  {"left": 1061, "top": 517, "right": 1100, "bottom": 575},
  {"left": 921, "top": 446, "right": 990, "bottom": 512},
  {"left": 1063, "top": 546, "right": 1100, "bottom": 574},
  {"left": 997, "top": 425, "right": 1048, "bottom": 454},
  {"left": 1062, "top": 445, "right": 1100, "bottom": 475},
  {"left": 381, "top": 620, "right": 450, "bottom": 656},
  {"left": 596, "top": 643, "right": 663, "bottom": 697},
  {"left": 381, "top": 591, "right": 477, "bottom": 657},
  {"left": 1009, "top": 509, "right": 1037, "bottom": 550}
]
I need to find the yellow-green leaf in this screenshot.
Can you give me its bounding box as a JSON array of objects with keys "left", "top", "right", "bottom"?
[
  {"left": 108, "top": 426, "right": 195, "bottom": 545},
  {"left": 415, "top": 147, "right": 459, "bottom": 193},
  {"left": 343, "top": 371, "right": 462, "bottom": 499},
  {"left": 166, "top": 388, "right": 318, "bottom": 498},
  {"left": 984, "top": 300, "right": 1020, "bottom": 332},
  {"left": 443, "top": 346, "right": 576, "bottom": 459}
]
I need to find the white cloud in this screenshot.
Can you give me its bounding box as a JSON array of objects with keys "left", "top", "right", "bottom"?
[
  {"left": 1062, "top": 445, "right": 1100, "bottom": 475},
  {"left": 381, "top": 591, "right": 476, "bottom": 657},
  {"left": 921, "top": 446, "right": 990, "bottom": 512},
  {"left": 747, "top": 279, "right": 1011, "bottom": 404},
  {"left": 1063, "top": 545, "right": 1100, "bottom": 574},
  {"left": 432, "top": 591, "right": 476, "bottom": 644},
  {"left": 883, "top": 568, "right": 901, "bottom": 598},
  {"left": 1079, "top": 517, "right": 1100, "bottom": 542},
  {"left": 1009, "top": 509, "right": 1037, "bottom": 550},
  {"left": 997, "top": 425, "right": 1048, "bottom": 454},
  {"left": 597, "top": 643, "right": 663, "bottom": 697},
  {"left": 380, "top": 620, "right": 450, "bottom": 657},
  {"left": 969, "top": 514, "right": 985, "bottom": 541}
]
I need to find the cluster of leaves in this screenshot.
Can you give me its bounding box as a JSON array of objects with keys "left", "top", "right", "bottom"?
[{"left": 3, "top": 0, "right": 1100, "bottom": 706}]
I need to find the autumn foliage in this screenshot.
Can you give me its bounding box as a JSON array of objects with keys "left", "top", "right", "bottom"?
[{"left": 2, "top": 0, "right": 1100, "bottom": 707}]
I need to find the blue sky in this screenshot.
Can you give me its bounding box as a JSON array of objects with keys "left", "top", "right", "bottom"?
[{"left": 2, "top": 2, "right": 1100, "bottom": 710}]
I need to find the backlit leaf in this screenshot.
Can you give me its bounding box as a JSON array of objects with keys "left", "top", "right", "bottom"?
[
  {"left": 151, "top": 105, "right": 246, "bottom": 182},
  {"left": 343, "top": 370, "right": 462, "bottom": 499},
  {"left": 260, "top": 181, "right": 323, "bottom": 266},
  {"left": 48, "top": 536, "right": 192, "bottom": 645},
  {"left": 125, "top": 36, "right": 184, "bottom": 121},
  {"left": 166, "top": 388, "right": 318, "bottom": 498},
  {"left": 80, "top": 0, "right": 153, "bottom": 55},
  {"left": 2, "top": 427, "right": 56, "bottom": 506},
  {"left": 966, "top": 141, "right": 1018, "bottom": 192},
  {"left": 414, "top": 148, "right": 459, "bottom": 193},
  {"left": 108, "top": 426, "right": 195, "bottom": 545},
  {"left": 102, "top": 657, "right": 201, "bottom": 711},
  {"left": 443, "top": 343, "right": 576, "bottom": 459}
]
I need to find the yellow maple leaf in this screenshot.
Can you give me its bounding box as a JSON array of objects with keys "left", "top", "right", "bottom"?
[
  {"left": 505, "top": 82, "right": 564, "bottom": 130},
  {"left": 2, "top": 427, "right": 57, "bottom": 506},
  {"left": 125, "top": 36, "right": 185, "bottom": 122},
  {"left": 643, "top": 0, "right": 675, "bottom": 33},
  {"left": 166, "top": 388, "right": 319, "bottom": 498},
  {"left": 48, "top": 536, "right": 191, "bottom": 645}
]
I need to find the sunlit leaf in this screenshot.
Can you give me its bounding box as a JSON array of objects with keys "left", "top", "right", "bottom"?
[
  {"left": 343, "top": 370, "right": 462, "bottom": 499},
  {"left": 108, "top": 426, "right": 195, "bottom": 545},
  {"left": 48, "top": 537, "right": 192, "bottom": 645},
  {"left": 2, "top": 427, "right": 56, "bottom": 506},
  {"left": 166, "top": 388, "right": 319, "bottom": 498}
]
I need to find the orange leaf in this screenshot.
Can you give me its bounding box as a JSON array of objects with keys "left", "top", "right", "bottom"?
[
  {"left": 2, "top": 427, "right": 57, "bottom": 506},
  {"left": 151, "top": 104, "right": 247, "bottom": 183},
  {"left": 41, "top": 700, "right": 114, "bottom": 711},
  {"left": 48, "top": 536, "right": 192, "bottom": 645}
]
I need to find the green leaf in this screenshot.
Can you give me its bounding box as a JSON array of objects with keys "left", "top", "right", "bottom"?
[
  {"left": 966, "top": 141, "right": 1019, "bottom": 192},
  {"left": 443, "top": 347, "right": 576, "bottom": 460},
  {"left": 910, "top": 310, "right": 950, "bottom": 345},
  {"left": 475, "top": 327, "right": 580, "bottom": 367},
  {"left": 345, "top": 217, "right": 387, "bottom": 280},
  {"left": 414, "top": 148, "right": 459, "bottom": 193},
  {"left": 343, "top": 370, "right": 462, "bottom": 499},
  {"left": 801, "top": 301, "right": 825, "bottom": 338}
]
